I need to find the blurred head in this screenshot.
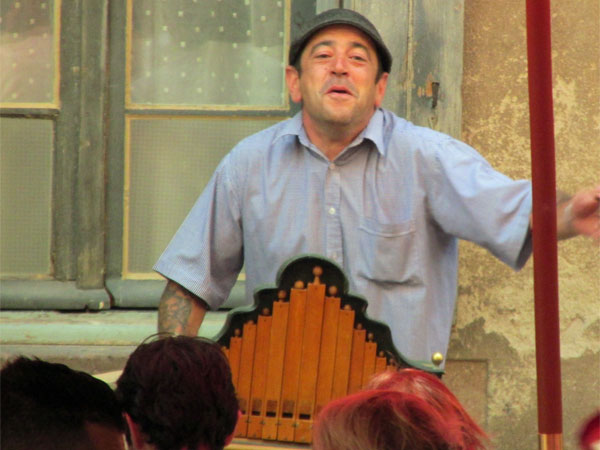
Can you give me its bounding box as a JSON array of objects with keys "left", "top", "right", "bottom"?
[
  {"left": 115, "top": 335, "right": 239, "bottom": 450},
  {"left": 1, "top": 356, "right": 126, "bottom": 450},
  {"left": 366, "top": 369, "right": 489, "bottom": 450},
  {"left": 313, "top": 389, "right": 461, "bottom": 450},
  {"left": 578, "top": 411, "right": 600, "bottom": 450}
]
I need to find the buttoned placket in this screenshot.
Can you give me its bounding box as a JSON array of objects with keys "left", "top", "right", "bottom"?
[{"left": 324, "top": 162, "right": 343, "bottom": 265}]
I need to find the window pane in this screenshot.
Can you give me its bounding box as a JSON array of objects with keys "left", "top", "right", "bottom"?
[
  {"left": 0, "top": 1, "right": 57, "bottom": 104},
  {"left": 129, "top": 0, "right": 287, "bottom": 107},
  {"left": 0, "top": 118, "right": 53, "bottom": 276},
  {"left": 125, "top": 117, "right": 281, "bottom": 275}
]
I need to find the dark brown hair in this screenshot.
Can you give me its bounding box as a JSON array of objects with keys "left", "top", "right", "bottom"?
[
  {"left": 1, "top": 356, "right": 125, "bottom": 450},
  {"left": 115, "top": 335, "right": 238, "bottom": 450}
]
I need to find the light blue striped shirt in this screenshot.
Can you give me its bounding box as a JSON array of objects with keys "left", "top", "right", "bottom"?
[{"left": 154, "top": 108, "right": 532, "bottom": 363}]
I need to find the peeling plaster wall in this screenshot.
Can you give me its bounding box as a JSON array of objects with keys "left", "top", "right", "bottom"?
[{"left": 452, "top": 1, "right": 599, "bottom": 449}]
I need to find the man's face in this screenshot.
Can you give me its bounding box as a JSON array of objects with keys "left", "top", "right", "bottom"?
[{"left": 286, "top": 25, "right": 388, "bottom": 133}]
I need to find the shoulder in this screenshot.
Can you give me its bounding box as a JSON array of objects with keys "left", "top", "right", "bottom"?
[
  {"left": 384, "top": 115, "right": 485, "bottom": 164},
  {"left": 229, "top": 117, "right": 297, "bottom": 159},
  {"left": 218, "top": 117, "right": 298, "bottom": 185}
]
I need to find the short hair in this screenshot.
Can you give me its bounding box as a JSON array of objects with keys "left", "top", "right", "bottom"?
[
  {"left": 1, "top": 356, "right": 125, "bottom": 450},
  {"left": 115, "top": 335, "right": 238, "bottom": 450},
  {"left": 312, "top": 389, "right": 461, "bottom": 450},
  {"left": 366, "top": 369, "right": 489, "bottom": 449}
]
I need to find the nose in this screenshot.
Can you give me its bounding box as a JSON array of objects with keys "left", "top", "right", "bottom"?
[{"left": 331, "top": 55, "right": 348, "bottom": 75}]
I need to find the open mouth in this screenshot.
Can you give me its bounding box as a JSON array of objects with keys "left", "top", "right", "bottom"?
[{"left": 326, "top": 85, "right": 354, "bottom": 97}]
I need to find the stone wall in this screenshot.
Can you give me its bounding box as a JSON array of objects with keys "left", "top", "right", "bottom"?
[{"left": 450, "top": 1, "right": 599, "bottom": 448}]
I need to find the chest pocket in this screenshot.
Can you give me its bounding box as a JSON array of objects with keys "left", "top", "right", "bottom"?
[{"left": 357, "top": 217, "right": 422, "bottom": 285}]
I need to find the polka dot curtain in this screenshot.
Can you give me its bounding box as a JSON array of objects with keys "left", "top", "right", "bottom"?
[
  {"left": 0, "top": 1, "right": 56, "bottom": 104},
  {"left": 129, "top": 0, "right": 288, "bottom": 107}
]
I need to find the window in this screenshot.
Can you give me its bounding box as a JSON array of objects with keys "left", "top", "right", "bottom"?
[
  {"left": 1, "top": 0, "right": 59, "bottom": 278},
  {"left": 107, "top": 0, "right": 314, "bottom": 306}
]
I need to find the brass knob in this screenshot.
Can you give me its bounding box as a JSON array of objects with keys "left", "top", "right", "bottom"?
[
  {"left": 313, "top": 266, "right": 323, "bottom": 277},
  {"left": 431, "top": 352, "right": 444, "bottom": 366}
]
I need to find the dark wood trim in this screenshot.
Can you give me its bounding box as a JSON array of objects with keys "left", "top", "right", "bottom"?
[
  {"left": 105, "top": 0, "right": 127, "bottom": 278},
  {"left": 76, "top": 0, "right": 109, "bottom": 288},
  {"left": 409, "top": 0, "right": 464, "bottom": 138},
  {"left": 0, "top": 108, "right": 60, "bottom": 118},
  {"left": 53, "top": 0, "right": 81, "bottom": 280}
]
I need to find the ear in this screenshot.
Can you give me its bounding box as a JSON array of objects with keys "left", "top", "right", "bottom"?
[
  {"left": 124, "top": 413, "right": 147, "bottom": 450},
  {"left": 285, "top": 65, "right": 302, "bottom": 104},
  {"left": 224, "top": 410, "right": 243, "bottom": 447},
  {"left": 374, "top": 72, "right": 389, "bottom": 108}
]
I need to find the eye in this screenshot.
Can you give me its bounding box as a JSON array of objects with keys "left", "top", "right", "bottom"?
[{"left": 350, "top": 55, "right": 367, "bottom": 62}]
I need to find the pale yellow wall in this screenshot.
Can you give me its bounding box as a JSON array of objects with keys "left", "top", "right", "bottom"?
[{"left": 451, "top": 0, "right": 599, "bottom": 448}]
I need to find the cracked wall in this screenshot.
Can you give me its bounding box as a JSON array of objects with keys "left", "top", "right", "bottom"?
[{"left": 448, "top": 0, "right": 600, "bottom": 449}]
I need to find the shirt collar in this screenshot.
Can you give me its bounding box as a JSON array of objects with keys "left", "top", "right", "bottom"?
[
  {"left": 273, "top": 108, "right": 387, "bottom": 157},
  {"left": 361, "top": 108, "right": 386, "bottom": 156}
]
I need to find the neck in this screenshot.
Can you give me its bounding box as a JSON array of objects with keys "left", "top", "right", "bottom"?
[{"left": 302, "top": 112, "right": 373, "bottom": 161}]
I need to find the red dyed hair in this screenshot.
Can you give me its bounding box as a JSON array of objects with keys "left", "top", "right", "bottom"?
[
  {"left": 366, "top": 369, "right": 489, "bottom": 450},
  {"left": 579, "top": 411, "right": 600, "bottom": 450},
  {"left": 313, "top": 389, "right": 464, "bottom": 450}
]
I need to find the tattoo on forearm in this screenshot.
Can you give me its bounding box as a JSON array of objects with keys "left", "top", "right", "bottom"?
[{"left": 158, "top": 283, "right": 193, "bottom": 334}]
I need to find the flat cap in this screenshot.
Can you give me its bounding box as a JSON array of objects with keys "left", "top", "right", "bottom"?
[{"left": 288, "top": 8, "right": 392, "bottom": 73}]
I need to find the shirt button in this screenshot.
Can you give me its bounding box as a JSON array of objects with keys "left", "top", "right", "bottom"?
[
  {"left": 329, "top": 163, "right": 336, "bottom": 170},
  {"left": 328, "top": 207, "right": 336, "bottom": 215},
  {"left": 331, "top": 252, "right": 338, "bottom": 260}
]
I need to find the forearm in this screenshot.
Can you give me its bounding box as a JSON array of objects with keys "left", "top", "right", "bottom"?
[{"left": 157, "top": 280, "right": 208, "bottom": 336}]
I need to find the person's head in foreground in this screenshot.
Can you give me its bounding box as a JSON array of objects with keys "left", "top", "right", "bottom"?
[
  {"left": 578, "top": 411, "right": 600, "bottom": 450},
  {"left": 312, "top": 389, "right": 466, "bottom": 450},
  {"left": 366, "top": 369, "right": 489, "bottom": 449},
  {"left": 1, "top": 356, "right": 126, "bottom": 450},
  {"left": 115, "top": 335, "right": 239, "bottom": 450}
]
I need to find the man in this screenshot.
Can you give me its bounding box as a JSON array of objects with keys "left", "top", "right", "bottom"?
[
  {"left": 154, "top": 9, "right": 599, "bottom": 363},
  {"left": 1, "top": 356, "right": 126, "bottom": 450},
  {"left": 115, "top": 335, "right": 239, "bottom": 450}
]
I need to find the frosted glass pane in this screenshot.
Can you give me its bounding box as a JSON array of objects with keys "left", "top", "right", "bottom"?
[
  {"left": 0, "top": 118, "right": 52, "bottom": 276},
  {"left": 0, "top": 1, "right": 56, "bottom": 104},
  {"left": 126, "top": 117, "right": 281, "bottom": 274},
  {"left": 129, "top": 0, "right": 287, "bottom": 106}
]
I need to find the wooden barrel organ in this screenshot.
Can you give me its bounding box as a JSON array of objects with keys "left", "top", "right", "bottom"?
[{"left": 217, "top": 255, "right": 441, "bottom": 445}]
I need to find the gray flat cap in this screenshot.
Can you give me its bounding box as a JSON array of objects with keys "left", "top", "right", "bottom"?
[{"left": 288, "top": 8, "right": 392, "bottom": 73}]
